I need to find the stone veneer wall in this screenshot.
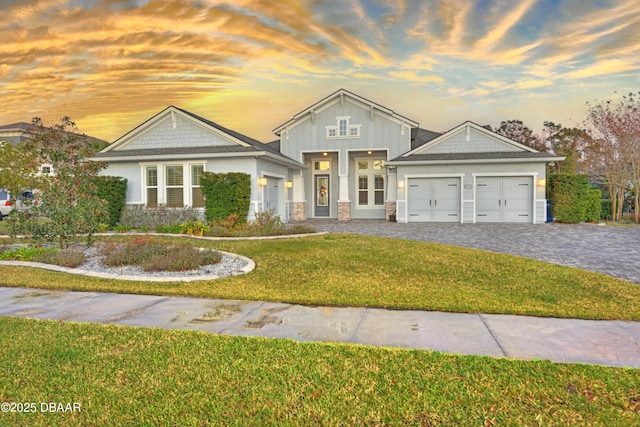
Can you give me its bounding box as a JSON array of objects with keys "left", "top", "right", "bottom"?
[
  {"left": 338, "top": 201, "right": 351, "bottom": 221},
  {"left": 293, "top": 202, "right": 306, "bottom": 221},
  {"left": 386, "top": 202, "right": 397, "bottom": 221}
]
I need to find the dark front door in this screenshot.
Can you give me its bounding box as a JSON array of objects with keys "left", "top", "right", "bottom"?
[{"left": 315, "top": 175, "right": 329, "bottom": 217}]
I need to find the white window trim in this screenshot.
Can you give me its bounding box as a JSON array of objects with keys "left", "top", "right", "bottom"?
[
  {"left": 355, "top": 157, "right": 385, "bottom": 209},
  {"left": 325, "top": 116, "right": 361, "bottom": 139},
  {"left": 140, "top": 161, "right": 206, "bottom": 208}
]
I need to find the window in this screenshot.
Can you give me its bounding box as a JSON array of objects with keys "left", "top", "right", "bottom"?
[
  {"left": 355, "top": 159, "right": 385, "bottom": 208},
  {"left": 191, "top": 164, "right": 204, "bottom": 208},
  {"left": 326, "top": 116, "right": 361, "bottom": 139},
  {"left": 165, "top": 165, "right": 184, "bottom": 207},
  {"left": 314, "top": 161, "right": 330, "bottom": 171},
  {"left": 146, "top": 166, "right": 158, "bottom": 207}
]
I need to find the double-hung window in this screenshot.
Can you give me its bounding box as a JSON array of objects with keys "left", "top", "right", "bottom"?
[
  {"left": 191, "top": 164, "right": 204, "bottom": 208},
  {"left": 165, "top": 165, "right": 184, "bottom": 208},
  {"left": 356, "top": 159, "right": 385, "bottom": 207},
  {"left": 146, "top": 166, "right": 158, "bottom": 207}
]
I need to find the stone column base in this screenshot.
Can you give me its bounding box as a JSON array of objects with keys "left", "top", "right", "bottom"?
[
  {"left": 293, "top": 201, "right": 306, "bottom": 221},
  {"left": 386, "top": 202, "right": 397, "bottom": 221},
  {"left": 338, "top": 201, "right": 351, "bottom": 221}
]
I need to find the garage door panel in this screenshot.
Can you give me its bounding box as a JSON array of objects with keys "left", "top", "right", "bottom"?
[
  {"left": 476, "top": 176, "right": 532, "bottom": 223},
  {"left": 407, "top": 178, "right": 460, "bottom": 222}
]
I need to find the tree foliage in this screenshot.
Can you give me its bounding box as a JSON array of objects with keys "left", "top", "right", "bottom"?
[
  {"left": 494, "top": 119, "right": 546, "bottom": 151},
  {"left": 584, "top": 92, "right": 640, "bottom": 223},
  {"left": 542, "top": 121, "right": 592, "bottom": 174},
  {"left": 9, "top": 117, "right": 108, "bottom": 248},
  {"left": 0, "top": 140, "right": 40, "bottom": 197}
]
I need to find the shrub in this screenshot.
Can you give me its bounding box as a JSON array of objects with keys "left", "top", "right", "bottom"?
[
  {"left": 179, "top": 221, "right": 210, "bottom": 236},
  {"left": 99, "top": 238, "right": 221, "bottom": 271},
  {"left": 94, "top": 176, "right": 127, "bottom": 226},
  {"left": 34, "top": 249, "right": 85, "bottom": 268},
  {"left": 119, "top": 205, "right": 202, "bottom": 229},
  {"left": 584, "top": 188, "right": 602, "bottom": 223},
  {"left": 201, "top": 172, "right": 251, "bottom": 223},
  {"left": 155, "top": 224, "right": 183, "bottom": 234},
  {"left": 547, "top": 174, "right": 590, "bottom": 223},
  {"left": 0, "top": 245, "right": 57, "bottom": 261}
]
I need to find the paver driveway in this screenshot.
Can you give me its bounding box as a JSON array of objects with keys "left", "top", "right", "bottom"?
[{"left": 304, "top": 221, "right": 640, "bottom": 284}]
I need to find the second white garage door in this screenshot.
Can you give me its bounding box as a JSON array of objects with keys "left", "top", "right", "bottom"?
[
  {"left": 476, "top": 176, "right": 532, "bottom": 223},
  {"left": 407, "top": 177, "right": 460, "bottom": 222}
]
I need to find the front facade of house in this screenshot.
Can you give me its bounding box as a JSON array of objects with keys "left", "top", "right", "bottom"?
[{"left": 95, "top": 89, "right": 562, "bottom": 224}]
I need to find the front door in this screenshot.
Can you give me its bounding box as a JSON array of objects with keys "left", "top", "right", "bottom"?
[{"left": 315, "top": 175, "right": 329, "bottom": 217}]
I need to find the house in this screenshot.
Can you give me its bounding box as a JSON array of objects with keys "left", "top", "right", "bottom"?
[
  {"left": 95, "top": 89, "right": 562, "bottom": 223},
  {"left": 92, "top": 106, "right": 304, "bottom": 220}
]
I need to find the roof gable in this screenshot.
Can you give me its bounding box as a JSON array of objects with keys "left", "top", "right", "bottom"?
[
  {"left": 273, "top": 89, "right": 419, "bottom": 135},
  {"left": 405, "top": 121, "right": 538, "bottom": 156},
  {"left": 102, "top": 106, "right": 253, "bottom": 153}
]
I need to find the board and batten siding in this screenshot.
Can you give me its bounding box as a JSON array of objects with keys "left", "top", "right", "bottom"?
[
  {"left": 279, "top": 97, "right": 412, "bottom": 175},
  {"left": 422, "top": 127, "right": 521, "bottom": 154}
]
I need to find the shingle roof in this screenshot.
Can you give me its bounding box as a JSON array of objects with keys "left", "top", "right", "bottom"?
[
  {"left": 411, "top": 128, "right": 441, "bottom": 150},
  {"left": 93, "top": 145, "right": 259, "bottom": 158}
]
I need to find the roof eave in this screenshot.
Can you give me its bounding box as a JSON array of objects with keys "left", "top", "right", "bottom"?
[{"left": 388, "top": 156, "right": 564, "bottom": 166}]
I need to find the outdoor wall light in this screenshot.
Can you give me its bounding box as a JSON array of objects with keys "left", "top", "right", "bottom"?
[
  {"left": 257, "top": 176, "right": 268, "bottom": 186},
  {"left": 286, "top": 181, "right": 293, "bottom": 189},
  {"left": 537, "top": 178, "right": 546, "bottom": 187},
  {"left": 398, "top": 180, "right": 405, "bottom": 188}
]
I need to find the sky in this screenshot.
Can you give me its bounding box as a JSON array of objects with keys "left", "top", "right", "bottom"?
[{"left": 1, "top": 0, "right": 639, "bottom": 143}]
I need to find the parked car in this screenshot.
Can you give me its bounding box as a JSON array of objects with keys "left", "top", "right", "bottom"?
[{"left": 0, "top": 190, "right": 37, "bottom": 220}]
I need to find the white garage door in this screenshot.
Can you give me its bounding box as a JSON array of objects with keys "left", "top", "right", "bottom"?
[
  {"left": 407, "top": 177, "right": 460, "bottom": 222},
  {"left": 476, "top": 177, "right": 532, "bottom": 223}
]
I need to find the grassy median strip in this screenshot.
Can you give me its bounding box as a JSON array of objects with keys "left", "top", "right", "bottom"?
[
  {"left": 0, "top": 317, "right": 638, "bottom": 426},
  {"left": 2, "top": 233, "right": 640, "bottom": 320}
]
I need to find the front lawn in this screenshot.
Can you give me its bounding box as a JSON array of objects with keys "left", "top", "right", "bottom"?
[
  {"left": 1, "top": 317, "right": 638, "bottom": 426},
  {"left": 1, "top": 234, "right": 639, "bottom": 320}
]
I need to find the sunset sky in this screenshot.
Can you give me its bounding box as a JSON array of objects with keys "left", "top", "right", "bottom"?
[{"left": 2, "top": 0, "right": 639, "bottom": 143}]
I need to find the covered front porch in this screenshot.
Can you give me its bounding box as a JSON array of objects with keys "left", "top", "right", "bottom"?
[{"left": 288, "top": 150, "right": 397, "bottom": 221}]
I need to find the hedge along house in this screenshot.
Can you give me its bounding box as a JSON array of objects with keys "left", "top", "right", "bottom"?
[
  {"left": 92, "top": 106, "right": 303, "bottom": 220},
  {"left": 273, "top": 89, "right": 562, "bottom": 223}
]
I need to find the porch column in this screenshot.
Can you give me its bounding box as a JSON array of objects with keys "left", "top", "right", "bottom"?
[
  {"left": 338, "top": 174, "right": 351, "bottom": 221},
  {"left": 386, "top": 167, "right": 397, "bottom": 221},
  {"left": 292, "top": 172, "right": 306, "bottom": 221}
]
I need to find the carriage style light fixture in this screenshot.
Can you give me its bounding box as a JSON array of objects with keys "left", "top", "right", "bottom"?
[
  {"left": 257, "top": 176, "right": 268, "bottom": 186},
  {"left": 537, "top": 178, "right": 546, "bottom": 187},
  {"left": 286, "top": 181, "right": 293, "bottom": 189},
  {"left": 398, "top": 180, "right": 405, "bottom": 189}
]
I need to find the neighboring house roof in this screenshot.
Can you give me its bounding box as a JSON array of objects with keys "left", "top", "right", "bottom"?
[
  {"left": 0, "top": 121, "right": 108, "bottom": 152},
  {"left": 94, "top": 106, "right": 303, "bottom": 168},
  {"left": 273, "top": 88, "right": 420, "bottom": 135},
  {"left": 389, "top": 121, "right": 563, "bottom": 165}
]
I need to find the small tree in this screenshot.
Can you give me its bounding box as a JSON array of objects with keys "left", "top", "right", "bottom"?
[{"left": 10, "top": 117, "right": 108, "bottom": 248}]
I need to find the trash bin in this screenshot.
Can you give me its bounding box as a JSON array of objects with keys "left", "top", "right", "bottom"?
[{"left": 546, "top": 200, "right": 553, "bottom": 223}]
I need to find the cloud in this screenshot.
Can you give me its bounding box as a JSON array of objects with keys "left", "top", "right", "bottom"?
[
  {"left": 564, "top": 59, "right": 639, "bottom": 79},
  {"left": 390, "top": 70, "right": 445, "bottom": 83}
]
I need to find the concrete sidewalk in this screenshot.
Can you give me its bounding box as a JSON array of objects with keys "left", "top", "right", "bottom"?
[{"left": 2, "top": 286, "right": 639, "bottom": 369}]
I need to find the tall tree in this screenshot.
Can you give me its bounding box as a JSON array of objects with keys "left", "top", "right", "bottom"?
[
  {"left": 495, "top": 119, "right": 546, "bottom": 151},
  {"left": 542, "top": 121, "right": 592, "bottom": 174},
  {"left": 584, "top": 92, "right": 640, "bottom": 223}
]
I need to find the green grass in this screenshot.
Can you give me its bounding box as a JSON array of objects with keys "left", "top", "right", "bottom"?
[
  {"left": 1, "top": 317, "right": 638, "bottom": 426},
  {"left": 1, "top": 233, "right": 640, "bottom": 320}
]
